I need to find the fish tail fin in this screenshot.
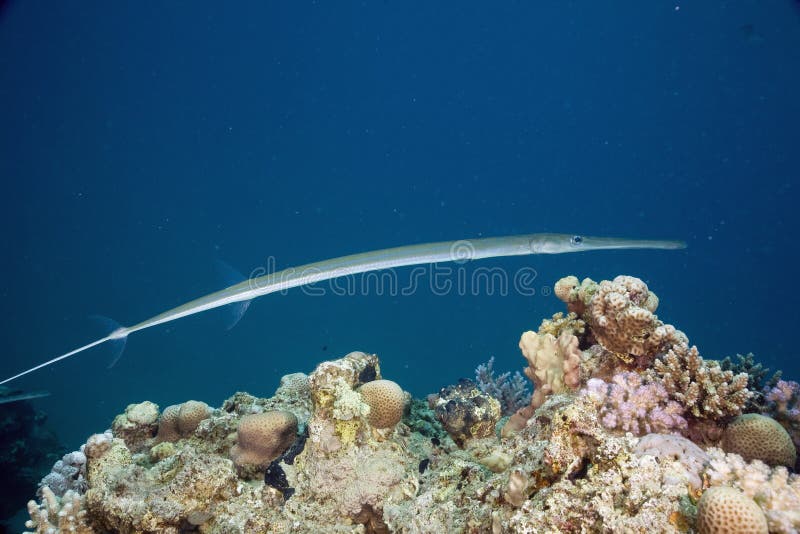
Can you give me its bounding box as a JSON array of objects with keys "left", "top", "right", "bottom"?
[
  {"left": 214, "top": 259, "right": 252, "bottom": 330},
  {"left": 89, "top": 315, "right": 128, "bottom": 369}
]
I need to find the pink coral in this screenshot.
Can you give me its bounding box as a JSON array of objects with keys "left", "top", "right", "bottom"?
[
  {"left": 762, "top": 380, "right": 800, "bottom": 455},
  {"left": 582, "top": 372, "right": 687, "bottom": 435}
]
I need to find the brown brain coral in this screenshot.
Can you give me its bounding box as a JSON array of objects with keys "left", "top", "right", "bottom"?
[
  {"left": 230, "top": 410, "right": 298, "bottom": 470},
  {"left": 696, "top": 486, "right": 768, "bottom": 534},
  {"left": 358, "top": 379, "right": 406, "bottom": 429},
  {"left": 156, "top": 400, "right": 211, "bottom": 442},
  {"left": 721, "top": 413, "right": 797, "bottom": 468}
]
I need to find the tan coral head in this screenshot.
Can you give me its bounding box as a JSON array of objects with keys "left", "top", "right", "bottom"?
[
  {"left": 231, "top": 411, "right": 298, "bottom": 469},
  {"left": 358, "top": 379, "right": 406, "bottom": 429}
]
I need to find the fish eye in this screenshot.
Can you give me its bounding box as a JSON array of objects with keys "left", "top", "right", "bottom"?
[{"left": 571, "top": 235, "right": 584, "bottom": 246}]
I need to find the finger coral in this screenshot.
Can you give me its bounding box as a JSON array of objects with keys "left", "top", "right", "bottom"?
[
  {"left": 648, "top": 343, "right": 752, "bottom": 421},
  {"left": 25, "top": 487, "right": 93, "bottom": 534},
  {"left": 519, "top": 330, "right": 582, "bottom": 409},
  {"left": 721, "top": 413, "right": 796, "bottom": 468},
  {"left": 582, "top": 372, "right": 687, "bottom": 435}
]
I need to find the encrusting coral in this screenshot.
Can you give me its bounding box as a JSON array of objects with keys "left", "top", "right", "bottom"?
[{"left": 23, "top": 274, "right": 800, "bottom": 533}]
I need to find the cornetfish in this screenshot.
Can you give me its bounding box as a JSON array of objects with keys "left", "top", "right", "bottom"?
[{"left": 0, "top": 233, "right": 685, "bottom": 385}]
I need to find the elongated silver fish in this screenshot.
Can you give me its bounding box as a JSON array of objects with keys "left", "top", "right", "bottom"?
[{"left": 0, "top": 233, "right": 685, "bottom": 385}]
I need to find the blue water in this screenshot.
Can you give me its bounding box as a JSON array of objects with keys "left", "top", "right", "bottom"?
[{"left": 1, "top": 1, "right": 798, "bottom": 452}]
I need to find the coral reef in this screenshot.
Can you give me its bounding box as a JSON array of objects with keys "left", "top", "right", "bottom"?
[
  {"left": 474, "top": 356, "right": 531, "bottom": 416},
  {"left": 22, "top": 274, "right": 800, "bottom": 533},
  {"left": 705, "top": 448, "right": 800, "bottom": 533},
  {"left": 25, "top": 487, "right": 92, "bottom": 534}
]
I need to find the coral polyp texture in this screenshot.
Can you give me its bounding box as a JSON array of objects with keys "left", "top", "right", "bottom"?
[
  {"left": 22, "top": 274, "right": 800, "bottom": 533},
  {"left": 230, "top": 411, "right": 299, "bottom": 473},
  {"left": 696, "top": 486, "right": 768, "bottom": 534},
  {"left": 721, "top": 414, "right": 797, "bottom": 468}
]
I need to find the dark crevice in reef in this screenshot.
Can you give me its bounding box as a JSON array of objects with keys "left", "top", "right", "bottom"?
[{"left": 264, "top": 426, "right": 308, "bottom": 499}]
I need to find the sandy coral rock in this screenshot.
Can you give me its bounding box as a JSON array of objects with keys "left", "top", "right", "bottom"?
[
  {"left": 231, "top": 410, "right": 298, "bottom": 471},
  {"left": 85, "top": 436, "right": 131, "bottom": 488},
  {"left": 722, "top": 414, "right": 797, "bottom": 468},
  {"left": 359, "top": 379, "right": 406, "bottom": 429},
  {"left": 156, "top": 400, "right": 211, "bottom": 442},
  {"left": 309, "top": 351, "right": 381, "bottom": 418},
  {"left": 111, "top": 401, "right": 159, "bottom": 452},
  {"left": 428, "top": 379, "right": 501, "bottom": 447},
  {"left": 634, "top": 433, "right": 709, "bottom": 491},
  {"left": 696, "top": 486, "right": 768, "bottom": 534},
  {"left": 519, "top": 330, "right": 582, "bottom": 409}
]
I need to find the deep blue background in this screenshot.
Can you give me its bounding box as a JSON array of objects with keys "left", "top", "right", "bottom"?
[{"left": 1, "top": 1, "right": 798, "bottom": 449}]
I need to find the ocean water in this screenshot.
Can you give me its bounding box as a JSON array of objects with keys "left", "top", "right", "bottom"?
[{"left": 0, "top": 0, "right": 798, "bottom": 470}]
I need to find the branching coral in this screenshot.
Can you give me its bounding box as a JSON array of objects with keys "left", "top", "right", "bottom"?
[
  {"left": 25, "top": 487, "right": 94, "bottom": 534},
  {"left": 647, "top": 344, "right": 751, "bottom": 421},
  {"left": 704, "top": 448, "right": 800, "bottom": 533},
  {"left": 581, "top": 372, "right": 687, "bottom": 435},
  {"left": 475, "top": 356, "right": 531, "bottom": 416}
]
